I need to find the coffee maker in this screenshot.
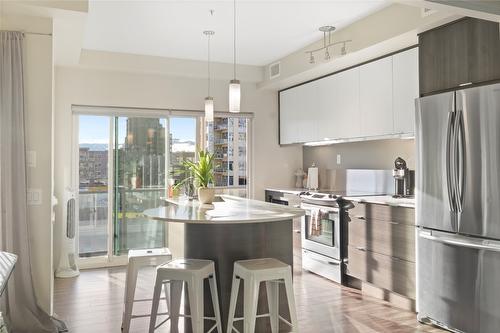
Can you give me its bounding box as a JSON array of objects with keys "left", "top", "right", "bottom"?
[{"left": 392, "top": 157, "right": 414, "bottom": 198}]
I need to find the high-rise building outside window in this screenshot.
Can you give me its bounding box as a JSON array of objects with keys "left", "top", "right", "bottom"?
[{"left": 207, "top": 116, "right": 248, "bottom": 197}]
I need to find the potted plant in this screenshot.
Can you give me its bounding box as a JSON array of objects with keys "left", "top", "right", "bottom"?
[{"left": 177, "top": 150, "right": 215, "bottom": 204}]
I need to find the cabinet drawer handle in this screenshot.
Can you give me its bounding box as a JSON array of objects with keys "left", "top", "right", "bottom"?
[
  {"left": 355, "top": 216, "right": 366, "bottom": 220},
  {"left": 355, "top": 246, "right": 366, "bottom": 252}
]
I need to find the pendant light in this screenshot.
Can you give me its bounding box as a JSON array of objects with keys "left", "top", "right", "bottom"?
[
  {"left": 204, "top": 30, "right": 215, "bottom": 122},
  {"left": 229, "top": 0, "right": 240, "bottom": 113}
]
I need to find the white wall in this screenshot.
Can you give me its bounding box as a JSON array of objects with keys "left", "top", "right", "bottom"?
[
  {"left": 53, "top": 62, "right": 302, "bottom": 265},
  {"left": 0, "top": 13, "right": 54, "bottom": 314}
]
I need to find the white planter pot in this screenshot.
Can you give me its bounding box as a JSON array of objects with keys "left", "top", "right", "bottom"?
[{"left": 198, "top": 187, "right": 215, "bottom": 204}]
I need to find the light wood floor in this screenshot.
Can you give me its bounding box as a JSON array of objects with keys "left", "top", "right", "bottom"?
[{"left": 54, "top": 233, "right": 445, "bottom": 332}]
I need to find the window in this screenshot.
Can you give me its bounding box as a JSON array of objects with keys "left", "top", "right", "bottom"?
[
  {"left": 76, "top": 112, "right": 197, "bottom": 262},
  {"left": 207, "top": 116, "right": 249, "bottom": 197},
  {"left": 78, "top": 115, "right": 109, "bottom": 257},
  {"left": 74, "top": 107, "right": 250, "bottom": 265},
  {"left": 113, "top": 117, "right": 168, "bottom": 255}
]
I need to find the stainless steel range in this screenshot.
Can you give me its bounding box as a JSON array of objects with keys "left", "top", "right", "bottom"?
[{"left": 299, "top": 192, "right": 353, "bottom": 284}]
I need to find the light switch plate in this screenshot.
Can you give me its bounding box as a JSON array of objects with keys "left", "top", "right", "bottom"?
[
  {"left": 336, "top": 154, "right": 341, "bottom": 165},
  {"left": 27, "top": 189, "right": 42, "bottom": 205},
  {"left": 27, "top": 151, "right": 36, "bottom": 168}
]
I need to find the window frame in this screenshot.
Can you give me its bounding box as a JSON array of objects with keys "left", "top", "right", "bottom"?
[{"left": 71, "top": 105, "right": 253, "bottom": 268}]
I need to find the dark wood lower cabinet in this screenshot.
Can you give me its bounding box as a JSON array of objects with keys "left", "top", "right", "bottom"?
[
  {"left": 349, "top": 217, "right": 415, "bottom": 262},
  {"left": 347, "top": 202, "right": 416, "bottom": 308},
  {"left": 347, "top": 245, "right": 416, "bottom": 299}
]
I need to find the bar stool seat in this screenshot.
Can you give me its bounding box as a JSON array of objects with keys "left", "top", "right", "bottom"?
[
  {"left": 149, "top": 258, "right": 223, "bottom": 333},
  {"left": 227, "top": 258, "right": 299, "bottom": 333},
  {"left": 121, "top": 247, "right": 172, "bottom": 333}
]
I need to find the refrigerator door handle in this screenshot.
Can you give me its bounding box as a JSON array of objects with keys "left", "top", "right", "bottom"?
[
  {"left": 420, "top": 230, "right": 500, "bottom": 252},
  {"left": 455, "top": 109, "right": 466, "bottom": 213},
  {"left": 446, "top": 110, "right": 456, "bottom": 212}
]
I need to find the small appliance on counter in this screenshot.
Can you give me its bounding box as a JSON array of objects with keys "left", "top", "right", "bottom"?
[
  {"left": 306, "top": 163, "right": 319, "bottom": 190},
  {"left": 392, "top": 157, "right": 414, "bottom": 198},
  {"left": 294, "top": 168, "right": 306, "bottom": 189}
]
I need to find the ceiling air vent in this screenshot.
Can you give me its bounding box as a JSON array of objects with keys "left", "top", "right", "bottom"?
[{"left": 269, "top": 61, "right": 281, "bottom": 80}]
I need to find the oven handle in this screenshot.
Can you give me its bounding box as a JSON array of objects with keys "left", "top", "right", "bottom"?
[{"left": 300, "top": 203, "right": 339, "bottom": 213}]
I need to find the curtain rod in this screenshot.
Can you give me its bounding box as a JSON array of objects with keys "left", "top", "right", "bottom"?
[
  {"left": 0, "top": 30, "right": 52, "bottom": 36},
  {"left": 23, "top": 31, "right": 52, "bottom": 36}
]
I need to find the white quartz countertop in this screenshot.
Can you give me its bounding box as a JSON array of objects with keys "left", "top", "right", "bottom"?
[
  {"left": 143, "top": 195, "right": 305, "bottom": 224},
  {"left": 265, "top": 188, "right": 305, "bottom": 195},
  {"left": 344, "top": 195, "right": 415, "bottom": 208}
]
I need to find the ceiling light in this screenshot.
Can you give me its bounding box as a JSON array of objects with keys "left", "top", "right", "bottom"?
[
  {"left": 306, "top": 26, "right": 352, "bottom": 64},
  {"left": 205, "top": 97, "right": 214, "bottom": 122},
  {"left": 229, "top": 0, "right": 240, "bottom": 113},
  {"left": 204, "top": 30, "right": 215, "bottom": 122}
]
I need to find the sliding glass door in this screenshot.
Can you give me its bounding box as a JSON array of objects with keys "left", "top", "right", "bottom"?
[
  {"left": 76, "top": 113, "right": 197, "bottom": 263},
  {"left": 78, "top": 115, "right": 110, "bottom": 257},
  {"left": 113, "top": 117, "right": 168, "bottom": 255}
]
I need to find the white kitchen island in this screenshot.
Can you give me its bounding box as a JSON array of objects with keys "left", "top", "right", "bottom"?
[{"left": 144, "top": 195, "right": 305, "bottom": 333}]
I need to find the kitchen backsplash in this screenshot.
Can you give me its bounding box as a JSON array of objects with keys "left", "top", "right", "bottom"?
[{"left": 303, "top": 139, "right": 415, "bottom": 189}]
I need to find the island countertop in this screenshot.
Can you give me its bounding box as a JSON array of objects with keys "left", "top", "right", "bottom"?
[{"left": 143, "top": 194, "right": 305, "bottom": 224}]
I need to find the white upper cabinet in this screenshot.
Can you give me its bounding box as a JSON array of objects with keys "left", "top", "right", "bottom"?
[
  {"left": 279, "top": 47, "right": 418, "bottom": 144},
  {"left": 279, "top": 81, "right": 318, "bottom": 144},
  {"left": 317, "top": 68, "right": 360, "bottom": 140},
  {"left": 359, "top": 56, "right": 394, "bottom": 137},
  {"left": 279, "top": 88, "right": 299, "bottom": 144},
  {"left": 393, "top": 48, "right": 419, "bottom": 134}
]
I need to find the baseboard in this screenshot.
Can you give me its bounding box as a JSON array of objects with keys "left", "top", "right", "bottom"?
[{"left": 361, "top": 281, "right": 416, "bottom": 312}]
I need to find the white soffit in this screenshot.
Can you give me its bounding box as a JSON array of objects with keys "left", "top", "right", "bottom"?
[{"left": 83, "top": 0, "right": 390, "bottom": 66}]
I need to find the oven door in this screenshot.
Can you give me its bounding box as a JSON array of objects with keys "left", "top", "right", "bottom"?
[{"left": 300, "top": 203, "right": 340, "bottom": 259}]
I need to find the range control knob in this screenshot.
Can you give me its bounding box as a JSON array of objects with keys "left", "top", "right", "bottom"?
[{"left": 328, "top": 194, "right": 337, "bottom": 199}]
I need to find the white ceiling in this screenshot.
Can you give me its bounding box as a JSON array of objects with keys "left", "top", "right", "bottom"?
[{"left": 83, "top": 0, "right": 390, "bottom": 66}]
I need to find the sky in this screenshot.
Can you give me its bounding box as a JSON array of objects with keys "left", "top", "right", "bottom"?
[{"left": 79, "top": 115, "right": 196, "bottom": 145}]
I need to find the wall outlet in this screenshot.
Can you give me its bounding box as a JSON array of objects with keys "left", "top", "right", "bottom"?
[
  {"left": 336, "top": 154, "right": 341, "bottom": 165},
  {"left": 27, "top": 189, "right": 42, "bottom": 205}
]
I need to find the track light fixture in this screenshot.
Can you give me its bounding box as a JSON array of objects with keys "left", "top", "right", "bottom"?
[{"left": 306, "top": 26, "right": 352, "bottom": 64}]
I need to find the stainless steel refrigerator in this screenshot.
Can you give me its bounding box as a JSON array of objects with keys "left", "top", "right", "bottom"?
[{"left": 415, "top": 83, "right": 500, "bottom": 333}]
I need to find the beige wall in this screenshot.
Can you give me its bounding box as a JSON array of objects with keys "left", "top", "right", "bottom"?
[
  {"left": 53, "top": 62, "right": 302, "bottom": 265},
  {"left": 259, "top": 3, "right": 456, "bottom": 90},
  {"left": 0, "top": 14, "right": 54, "bottom": 314},
  {"left": 303, "top": 139, "right": 415, "bottom": 189}
]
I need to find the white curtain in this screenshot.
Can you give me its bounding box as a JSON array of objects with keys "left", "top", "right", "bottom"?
[{"left": 0, "top": 31, "right": 56, "bottom": 333}]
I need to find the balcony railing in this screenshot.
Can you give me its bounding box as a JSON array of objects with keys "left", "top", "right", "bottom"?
[{"left": 78, "top": 187, "right": 166, "bottom": 257}]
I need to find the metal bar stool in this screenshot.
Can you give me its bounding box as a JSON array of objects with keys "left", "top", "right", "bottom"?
[
  {"left": 149, "top": 258, "right": 223, "bottom": 333},
  {"left": 122, "top": 247, "right": 172, "bottom": 333},
  {"left": 226, "top": 258, "right": 299, "bottom": 333}
]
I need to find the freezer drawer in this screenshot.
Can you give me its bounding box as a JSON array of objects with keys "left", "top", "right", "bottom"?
[{"left": 418, "top": 229, "right": 500, "bottom": 333}]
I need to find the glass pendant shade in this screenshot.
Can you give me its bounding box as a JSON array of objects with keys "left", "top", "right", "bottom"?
[
  {"left": 229, "top": 79, "right": 240, "bottom": 113},
  {"left": 205, "top": 97, "right": 214, "bottom": 122}
]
